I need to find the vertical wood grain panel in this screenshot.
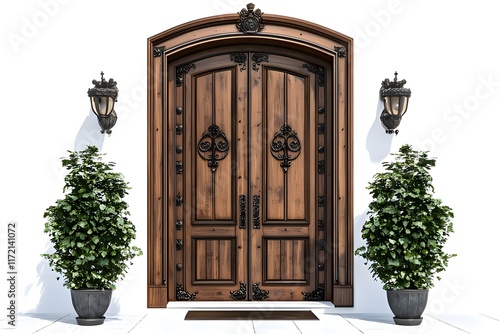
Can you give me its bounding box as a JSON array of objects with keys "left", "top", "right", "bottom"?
[
  {"left": 266, "top": 239, "right": 281, "bottom": 280},
  {"left": 195, "top": 74, "right": 214, "bottom": 220},
  {"left": 219, "top": 239, "right": 232, "bottom": 280},
  {"left": 148, "top": 47, "right": 165, "bottom": 301},
  {"left": 206, "top": 239, "right": 219, "bottom": 279},
  {"left": 214, "top": 70, "right": 233, "bottom": 220},
  {"left": 285, "top": 74, "right": 306, "bottom": 220},
  {"left": 281, "top": 239, "right": 293, "bottom": 279},
  {"left": 293, "top": 239, "right": 306, "bottom": 280},
  {"left": 337, "top": 57, "right": 347, "bottom": 285},
  {"left": 195, "top": 239, "right": 207, "bottom": 280},
  {"left": 266, "top": 69, "right": 285, "bottom": 220}
]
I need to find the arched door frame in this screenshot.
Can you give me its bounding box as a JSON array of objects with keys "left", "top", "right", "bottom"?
[{"left": 147, "top": 5, "right": 353, "bottom": 307}]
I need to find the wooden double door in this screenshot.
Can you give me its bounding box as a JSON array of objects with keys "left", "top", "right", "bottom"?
[{"left": 170, "top": 48, "right": 331, "bottom": 301}]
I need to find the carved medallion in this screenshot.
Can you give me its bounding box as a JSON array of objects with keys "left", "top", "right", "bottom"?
[{"left": 236, "top": 3, "right": 265, "bottom": 33}]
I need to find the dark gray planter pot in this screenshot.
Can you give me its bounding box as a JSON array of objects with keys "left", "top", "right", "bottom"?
[
  {"left": 386, "top": 289, "right": 428, "bottom": 326},
  {"left": 71, "top": 289, "right": 112, "bottom": 326}
]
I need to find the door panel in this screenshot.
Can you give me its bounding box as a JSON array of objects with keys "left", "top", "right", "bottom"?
[
  {"left": 182, "top": 55, "right": 247, "bottom": 300},
  {"left": 251, "top": 54, "right": 318, "bottom": 299},
  {"left": 176, "top": 50, "right": 324, "bottom": 301}
]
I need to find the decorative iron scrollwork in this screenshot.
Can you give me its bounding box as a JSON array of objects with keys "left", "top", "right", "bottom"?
[
  {"left": 318, "top": 239, "right": 326, "bottom": 251},
  {"left": 231, "top": 53, "right": 247, "bottom": 71},
  {"left": 253, "top": 195, "right": 260, "bottom": 229},
  {"left": 302, "top": 63, "right": 325, "bottom": 86},
  {"left": 302, "top": 284, "right": 325, "bottom": 301},
  {"left": 252, "top": 282, "right": 269, "bottom": 300},
  {"left": 176, "top": 63, "right": 196, "bottom": 86},
  {"left": 230, "top": 282, "right": 247, "bottom": 300},
  {"left": 153, "top": 47, "right": 164, "bottom": 58},
  {"left": 176, "top": 283, "right": 198, "bottom": 301},
  {"left": 197, "top": 124, "right": 230, "bottom": 172},
  {"left": 176, "top": 220, "right": 183, "bottom": 230},
  {"left": 236, "top": 3, "right": 265, "bottom": 34},
  {"left": 318, "top": 160, "right": 325, "bottom": 174},
  {"left": 176, "top": 161, "right": 183, "bottom": 174},
  {"left": 270, "top": 124, "right": 302, "bottom": 172},
  {"left": 239, "top": 195, "right": 247, "bottom": 229},
  {"left": 252, "top": 53, "right": 268, "bottom": 71},
  {"left": 334, "top": 46, "right": 347, "bottom": 58},
  {"left": 318, "top": 220, "right": 325, "bottom": 231},
  {"left": 176, "top": 194, "right": 183, "bottom": 206}
]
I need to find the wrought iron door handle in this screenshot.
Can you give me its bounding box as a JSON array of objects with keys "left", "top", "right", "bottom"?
[
  {"left": 253, "top": 195, "right": 261, "bottom": 229},
  {"left": 239, "top": 195, "right": 247, "bottom": 229}
]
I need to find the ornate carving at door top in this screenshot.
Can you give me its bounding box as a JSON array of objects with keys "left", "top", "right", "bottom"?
[{"left": 237, "top": 3, "right": 265, "bottom": 33}]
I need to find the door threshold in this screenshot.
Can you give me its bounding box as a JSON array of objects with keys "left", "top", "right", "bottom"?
[{"left": 167, "top": 301, "right": 335, "bottom": 311}]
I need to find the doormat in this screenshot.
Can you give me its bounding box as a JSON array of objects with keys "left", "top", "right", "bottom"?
[{"left": 184, "top": 310, "right": 319, "bottom": 320}]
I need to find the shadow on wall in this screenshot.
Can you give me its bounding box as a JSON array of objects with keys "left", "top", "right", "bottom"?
[
  {"left": 353, "top": 209, "right": 391, "bottom": 313},
  {"left": 26, "top": 242, "right": 72, "bottom": 313},
  {"left": 29, "top": 242, "right": 121, "bottom": 314},
  {"left": 74, "top": 109, "right": 105, "bottom": 151},
  {"left": 366, "top": 97, "right": 392, "bottom": 163}
]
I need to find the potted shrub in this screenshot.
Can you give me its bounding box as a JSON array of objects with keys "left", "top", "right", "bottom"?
[
  {"left": 42, "top": 145, "right": 142, "bottom": 326},
  {"left": 355, "top": 144, "right": 455, "bottom": 326}
]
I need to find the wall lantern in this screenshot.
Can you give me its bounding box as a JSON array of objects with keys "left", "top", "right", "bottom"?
[
  {"left": 379, "top": 71, "right": 411, "bottom": 134},
  {"left": 87, "top": 72, "right": 119, "bottom": 134}
]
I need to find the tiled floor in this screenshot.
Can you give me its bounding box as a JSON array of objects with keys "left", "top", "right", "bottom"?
[{"left": 3, "top": 302, "right": 499, "bottom": 333}]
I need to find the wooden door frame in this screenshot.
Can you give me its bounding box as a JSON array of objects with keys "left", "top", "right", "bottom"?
[{"left": 147, "top": 7, "right": 353, "bottom": 307}]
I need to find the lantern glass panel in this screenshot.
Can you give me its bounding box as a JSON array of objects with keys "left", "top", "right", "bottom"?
[
  {"left": 398, "top": 96, "right": 408, "bottom": 116},
  {"left": 90, "top": 96, "right": 115, "bottom": 116},
  {"left": 384, "top": 96, "right": 408, "bottom": 117}
]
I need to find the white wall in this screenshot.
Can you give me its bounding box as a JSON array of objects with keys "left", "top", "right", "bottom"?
[{"left": 1, "top": 0, "right": 498, "bottom": 315}]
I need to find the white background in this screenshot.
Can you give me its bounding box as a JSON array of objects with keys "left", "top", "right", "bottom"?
[{"left": 1, "top": 0, "right": 498, "bottom": 315}]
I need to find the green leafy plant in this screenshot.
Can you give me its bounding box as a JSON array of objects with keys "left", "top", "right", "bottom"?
[
  {"left": 42, "top": 145, "right": 142, "bottom": 290},
  {"left": 355, "top": 144, "right": 455, "bottom": 290}
]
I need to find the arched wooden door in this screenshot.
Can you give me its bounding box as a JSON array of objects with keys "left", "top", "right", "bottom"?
[{"left": 147, "top": 4, "right": 353, "bottom": 307}]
